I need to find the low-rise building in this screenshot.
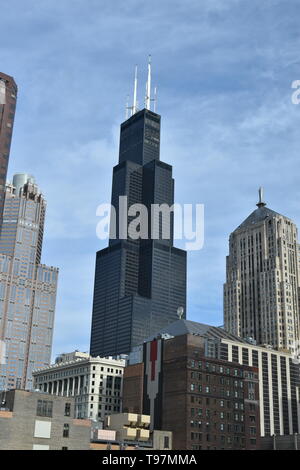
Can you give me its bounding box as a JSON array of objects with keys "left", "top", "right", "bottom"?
[
  {"left": 32, "top": 351, "right": 126, "bottom": 421},
  {"left": 90, "top": 413, "right": 172, "bottom": 450},
  {"left": 0, "top": 389, "right": 91, "bottom": 450}
]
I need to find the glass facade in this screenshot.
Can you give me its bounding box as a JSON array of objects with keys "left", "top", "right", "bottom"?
[
  {"left": 0, "top": 176, "right": 58, "bottom": 390},
  {"left": 90, "top": 109, "right": 187, "bottom": 357}
]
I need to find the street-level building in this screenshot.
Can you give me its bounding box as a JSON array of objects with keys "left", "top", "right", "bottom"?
[
  {"left": 33, "top": 351, "right": 126, "bottom": 421},
  {"left": 90, "top": 413, "right": 172, "bottom": 450},
  {"left": 0, "top": 389, "right": 91, "bottom": 450}
]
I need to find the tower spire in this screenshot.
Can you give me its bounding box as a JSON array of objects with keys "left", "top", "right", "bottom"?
[
  {"left": 256, "top": 186, "right": 266, "bottom": 208},
  {"left": 153, "top": 86, "right": 157, "bottom": 113},
  {"left": 132, "top": 65, "right": 138, "bottom": 116},
  {"left": 145, "top": 55, "right": 151, "bottom": 110}
]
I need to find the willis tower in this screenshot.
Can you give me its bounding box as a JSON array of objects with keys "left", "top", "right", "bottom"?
[{"left": 90, "top": 59, "right": 187, "bottom": 357}]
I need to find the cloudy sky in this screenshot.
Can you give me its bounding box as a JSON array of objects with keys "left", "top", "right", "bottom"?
[{"left": 1, "top": 0, "right": 300, "bottom": 359}]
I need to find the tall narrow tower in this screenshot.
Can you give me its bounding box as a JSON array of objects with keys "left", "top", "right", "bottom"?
[
  {"left": 0, "top": 73, "right": 18, "bottom": 233},
  {"left": 224, "top": 189, "right": 300, "bottom": 356},
  {"left": 90, "top": 64, "right": 187, "bottom": 357},
  {"left": 0, "top": 174, "right": 59, "bottom": 390}
]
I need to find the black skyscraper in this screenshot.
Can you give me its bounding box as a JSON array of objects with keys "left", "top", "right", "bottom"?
[{"left": 90, "top": 107, "right": 187, "bottom": 357}]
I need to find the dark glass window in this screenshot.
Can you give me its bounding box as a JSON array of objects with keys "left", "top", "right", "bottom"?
[
  {"left": 64, "top": 403, "right": 71, "bottom": 417},
  {"left": 63, "top": 423, "right": 70, "bottom": 438},
  {"left": 37, "top": 400, "right": 53, "bottom": 417}
]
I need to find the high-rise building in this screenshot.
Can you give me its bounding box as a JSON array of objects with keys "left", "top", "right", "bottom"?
[
  {"left": 0, "top": 174, "right": 58, "bottom": 391},
  {"left": 0, "top": 72, "right": 18, "bottom": 230},
  {"left": 224, "top": 189, "right": 300, "bottom": 357},
  {"left": 90, "top": 66, "right": 187, "bottom": 357}
]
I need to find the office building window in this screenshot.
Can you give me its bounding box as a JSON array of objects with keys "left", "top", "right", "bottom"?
[
  {"left": 37, "top": 400, "right": 53, "bottom": 418},
  {"left": 63, "top": 423, "right": 70, "bottom": 438},
  {"left": 64, "top": 403, "right": 71, "bottom": 417}
]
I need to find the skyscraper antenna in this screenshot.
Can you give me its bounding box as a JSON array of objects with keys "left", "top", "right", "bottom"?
[
  {"left": 145, "top": 55, "right": 151, "bottom": 110},
  {"left": 125, "top": 95, "right": 129, "bottom": 120},
  {"left": 132, "top": 65, "right": 138, "bottom": 116},
  {"left": 257, "top": 186, "right": 266, "bottom": 208},
  {"left": 153, "top": 86, "right": 157, "bottom": 113}
]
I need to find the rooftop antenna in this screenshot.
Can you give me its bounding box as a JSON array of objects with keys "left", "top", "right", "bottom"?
[
  {"left": 152, "top": 86, "right": 157, "bottom": 113},
  {"left": 125, "top": 94, "right": 130, "bottom": 120},
  {"left": 145, "top": 55, "right": 151, "bottom": 110},
  {"left": 257, "top": 186, "right": 266, "bottom": 208},
  {"left": 132, "top": 65, "right": 138, "bottom": 116}
]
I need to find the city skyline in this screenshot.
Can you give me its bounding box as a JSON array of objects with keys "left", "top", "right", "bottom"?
[{"left": 1, "top": 0, "right": 300, "bottom": 359}]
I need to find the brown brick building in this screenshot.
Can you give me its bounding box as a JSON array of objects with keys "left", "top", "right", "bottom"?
[
  {"left": 0, "top": 72, "right": 17, "bottom": 228},
  {"left": 123, "top": 330, "right": 260, "bottom": 450},
  {"left": 123, "top": 362, "right": 144, "bottom": 414}
]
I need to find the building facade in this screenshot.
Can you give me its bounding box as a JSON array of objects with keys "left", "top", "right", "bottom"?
[
  {"left": 224, "top": 189, "right": 300, "bottom": 356},
  {"left": 124, "top": 329, "right": 261, "bottom": 450},
  {"left": 0, "top": 174, "right": 58, "bottom": 390},
  {"left": 0, "top": 72, "right": 17, "bottom": 230},
  {"left": 0, "top": 389, "right": 91, "bottom": 450},
  {"left": 90, "top": 104, "right": 187, "bottom": 358},
  {"left": 33, "top": 351, "right": 125, "bottom": 421},
  {"left": 125, "top": 319, "right": 300, "bottom": 443}
]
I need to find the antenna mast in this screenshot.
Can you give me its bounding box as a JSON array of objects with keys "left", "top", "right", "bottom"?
[
  {"left": 145, "top": 55, "right": 151, "bottom": 110},
  {"left": 153, "top": 86, "right": 157, "bottom": 113},
  {"left": 125, "top": 95, "right": 129, "bottom": 120},
  {"left": 257, "top": 186, "right": 266, "bottom": 208},
  {"left": 132, "top": 65, "right": 138, "bottom": 116}
]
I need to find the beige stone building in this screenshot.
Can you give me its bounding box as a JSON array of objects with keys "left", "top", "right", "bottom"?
[
  {"left": 33, "top": 351, "right": 125, "bottom": 421},
  {"left": 224, "top": 189, "right": 300, "bottom": 356}
]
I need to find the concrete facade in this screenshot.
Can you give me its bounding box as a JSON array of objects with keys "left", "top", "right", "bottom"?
[{"left": 0, "top": 389, "right": 91, "bottom": 450}]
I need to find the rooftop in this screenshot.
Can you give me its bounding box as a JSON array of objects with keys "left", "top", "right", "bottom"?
[{"left": 145, "top": 319, "right": 247, "bottom": 344}]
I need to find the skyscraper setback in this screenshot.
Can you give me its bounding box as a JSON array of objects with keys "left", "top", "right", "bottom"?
[
  {"left": 0, "top": 72, "right": 17, "bottom": 231},
  {"left": 90, "top": 64, "right": 187, "bottom": 357},
  {"left": 0, "top": 174, "right": 58, "bottom": 390},
  {"left": 224, "top": 189, "right": 300, "bottom": 357}
]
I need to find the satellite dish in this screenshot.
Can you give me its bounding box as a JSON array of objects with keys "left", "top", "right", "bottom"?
[{"left": 177, "top": 306, "right": 184, "bottom": 319}]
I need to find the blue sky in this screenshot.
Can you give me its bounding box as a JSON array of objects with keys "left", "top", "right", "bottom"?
[{"left": 1, "top": 0, "right": 300, "bottom": 359}]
